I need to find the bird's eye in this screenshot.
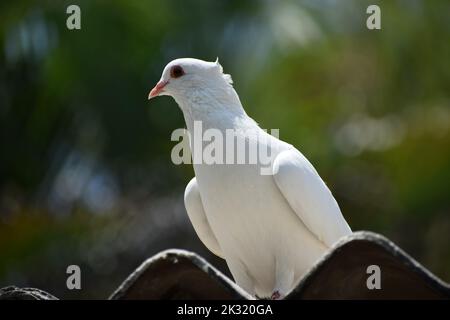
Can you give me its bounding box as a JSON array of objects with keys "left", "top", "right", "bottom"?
[{"left": 170, "top": 65, "right": 185, "bottom": 78}]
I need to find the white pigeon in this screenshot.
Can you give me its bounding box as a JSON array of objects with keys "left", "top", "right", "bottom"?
[{"left": 149, "top": 58, "right": 352, "bottom": 299}]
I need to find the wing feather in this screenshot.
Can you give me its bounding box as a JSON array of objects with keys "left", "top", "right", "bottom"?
[
  {"left": 184, "top": 177, "right": 223, "bottom": 258},
  {"left": 272, "top": 149, "right": 352, "bottom": 247}
]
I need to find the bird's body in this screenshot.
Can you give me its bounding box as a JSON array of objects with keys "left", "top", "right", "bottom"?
[{"left": 149, "top": 58, "right": 352, "bottom": 298}]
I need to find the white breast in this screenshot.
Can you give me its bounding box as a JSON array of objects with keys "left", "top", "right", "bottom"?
[{"left": 193, "top": 146, "right": 327, "bottom": 297}]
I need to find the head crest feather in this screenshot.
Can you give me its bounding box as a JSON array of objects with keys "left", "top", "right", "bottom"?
[{"left": 214, "top": 57, "right": 233, "bottom": 85}]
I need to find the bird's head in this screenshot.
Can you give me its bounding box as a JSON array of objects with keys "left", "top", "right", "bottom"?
[{"left": 148, "top": 58, "right": 234, "bottom": 104}]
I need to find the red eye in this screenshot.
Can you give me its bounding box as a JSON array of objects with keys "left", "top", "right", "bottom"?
[{"left": 170, "top": 65, "right": 185, "bottom": 78}]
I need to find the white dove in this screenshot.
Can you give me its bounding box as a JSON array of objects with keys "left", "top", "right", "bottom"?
[{"left": 148, "top": 58, "right": 352, "bottom": 299}]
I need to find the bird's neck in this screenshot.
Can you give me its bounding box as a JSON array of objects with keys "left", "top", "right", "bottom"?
[
  {"left": 176, "top": 87, "right": 255, "bottom": 133},
  {"left": 175, "top": 87, "right": 262, "bottom": 163}
]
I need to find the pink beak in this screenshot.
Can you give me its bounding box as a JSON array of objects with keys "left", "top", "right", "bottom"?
[{"left": 148, "top": 80, "right": 168, "bottom": 100}]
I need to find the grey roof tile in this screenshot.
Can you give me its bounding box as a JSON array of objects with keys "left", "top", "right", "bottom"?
[{"left": 2, "top": 231, "right": 449, "bottom": 300}]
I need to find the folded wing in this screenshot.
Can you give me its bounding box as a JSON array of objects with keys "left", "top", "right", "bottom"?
[
  {"left": 272, "top": 149, "right": 352, "bottom": 247},
  {"left": 184, "top": 177, "right": 224, "bottom": 258}
]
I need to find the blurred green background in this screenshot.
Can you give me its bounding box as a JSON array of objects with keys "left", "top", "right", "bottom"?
[{"left": 0, "top": 0, "right": 449, "bottom": 299}]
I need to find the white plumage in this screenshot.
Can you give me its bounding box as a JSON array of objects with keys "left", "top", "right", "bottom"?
[{"left": 149, "top": 58, "right": 352, "bottom": 298}]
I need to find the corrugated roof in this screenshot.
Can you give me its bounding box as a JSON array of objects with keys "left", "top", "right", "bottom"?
[{"left": 1, "top": 231, "right": 449, "bottom": 300}]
